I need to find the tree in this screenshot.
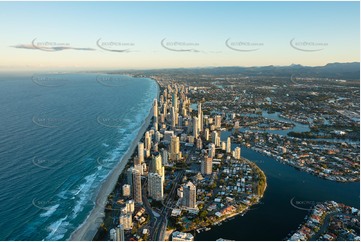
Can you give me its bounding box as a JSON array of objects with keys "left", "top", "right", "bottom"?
[{"left": 199, "top": 210, "right": 208, "bottom": 219}]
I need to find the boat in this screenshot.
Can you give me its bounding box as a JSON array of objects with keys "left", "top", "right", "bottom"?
[{"left": 205, "top": 227, "right": 211, "bottom": 231}]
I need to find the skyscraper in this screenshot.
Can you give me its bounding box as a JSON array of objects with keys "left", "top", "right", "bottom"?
[
  {"left": 155, "top": 131, "right": 161, "bottom": 143},
  {"left": 172, "top": 92, "right": 178, "bottom": 111},
  {"left": 122, "top": 184, "right": 131, "bottom": 197},
  {"left": 215, "top": 115, "right": 222, "bottom": 128},
  {"left": 161, "top": 148, "right": 168, "bottom": 165},
  {"left": 204, "top": 128, "right": 209, "bottom": 141},
  {"left": 116, "top": 225, "right": 125, "bottom": 241},
  {"left": 208, "top": 143, "right": 215, "bottom": 158},
  {"left": 197, "top": 102, "right": 203, "bottom": 132},
  {"left": 233, "top": 147, "right": 241, "bottom": 160},
  {"left": 212, "top": 131, "right": 219, "bottom": 146},
  {"left": 183, "top": 181, "right": 196, "bottom": 209},
  {"left": 193, "top": 116, "right": 199, "bottom": 139},
  {"left": 148, "top": 172, "right": 164, "bottom": 201},
  {"left": 134, "top": 163, "right": 143, "bottom": 175},
  {"left": 127, "top": 167, "right": 134, "bottom": 186},
  {"left": 144, "top": 132, "right": 151, "bottom": 152},
  {"left": 226, "top": 137, "right": 231, "bottom": 153},
  {"left": 171, "top": 107, "right": 176, "bottom": 128},
  {"left": 196, "top": 138, "right": 202, "bottom": 149},
  {"left": 201, "top": 156, "right": 213, "bottom": 175},
  {"left": 150, "top": 153, "right": 164, "bottom": 180},
  {"left": 132, "top": 169, "right": 142, "bottom": 204},
  {"left": 169, "top": 136, "right": 182, "bottom": 161},
  {"left": 125, "top": 199, "right": 135, "bottom": 214},
  {"left": 119, "top": 213, "right": 132, "bottom": 230},
  {"left": 138, "top": 142, "right": 144, "bottom": 163}
]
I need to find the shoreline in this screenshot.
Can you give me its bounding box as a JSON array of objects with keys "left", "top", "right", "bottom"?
[{"left": 69, "top": 78, "right": 159, "bottom": 241}]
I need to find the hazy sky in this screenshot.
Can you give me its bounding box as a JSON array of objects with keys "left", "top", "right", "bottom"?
[{"left": 0, "top": 1, "right": 359, "bottom": 71}]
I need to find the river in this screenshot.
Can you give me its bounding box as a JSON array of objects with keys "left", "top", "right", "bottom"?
[{"left": 194, "top": 131, "right": 360, "bottom": 241}]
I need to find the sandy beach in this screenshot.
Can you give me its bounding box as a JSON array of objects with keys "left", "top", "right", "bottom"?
[{"left": 70, "top": 80, "right": 159, "bottom": 241}]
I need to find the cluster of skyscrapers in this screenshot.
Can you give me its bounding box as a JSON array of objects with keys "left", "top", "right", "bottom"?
[{"left": 112, "top": 83, "right": 244, "bottom": 240}]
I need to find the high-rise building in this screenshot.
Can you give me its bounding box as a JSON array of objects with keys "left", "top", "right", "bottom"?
[
  {"left": 161, "top": 148, "right": 168, "bottom": 165},
  {"left": 196, "top": 138, "right": 202, "bottom": 149},
  {"left": 153, "top": 99, "right": 158, "bottom": 118},
  {"left": 197, "top": 102, "right": 203, "bottom": 132},
  {"left": 110, "top": 228, "right": 116, "bottom": 241},
  {"left": 233, "top": 147, "right": 241, "bottom": 160},
  {"left": 144, "top": 132, "right": 151, "bottom": 151},
  {"left": 132, "top": 169, "right": 142, "bottom": 204},
  {"left": 201, "top": 156, "right": 213, "bottom": 175},
  {"left": 119, "top": 213, "right": 132, "bottom": 230},
  {"left": 138, "top": 142, "right": 144, "bottom": 163},
  {"left": 178, "top": 115, "right": 183, "bottom": 127},
  {"left": 169, "top": 136, "right": 182, "bottom": 161},
  {"left": 153, "top": 119, "right": 158, "bottom": 131},
  {"left": 150, "top": 153, "right": 164, "bottom": 180},
  {"left": 125, "top": 199, "right": 135, "bottom": 214},
  {"left": 163, "top": 103, "right": 167, "bottom": 117},
  {"left": 215, "top": 115, "right": 222, "bottom": 128},
  {"left": 183, "top": 181, "right": 196, "bottom": 209},
  {"left": 182, "top": 106, "right": 187, "bottom": 117},
  {"left": 172, "top": 92, "right": 178, "bottom": 111},
  {"left": 171, "top": 107, "right": 176, "bottom": 128},
  {"left": 221, "top": 141, "right": 226, "bottom": 151},
  {"left": 155, "top": 131, "right": 161, "bottom": 143},
  {"left": 148, "top": 172, "right": 164, "bottom": 201},
  {"left": 226, "top": 137, "right": 231, "bottom": 153},
  {"left": 122, "top": 184, "right": 131, "bottom": 197},
  {"left": 212, "top": 131, "right": 219, "bottom": 146},
  {"left": 134, "top": 163, "right": 143, "bottom": 175},
  {"left": 127, "top": 167, "right": 134, "bottom": 187},
  {"left": 204, "top": 128, "right": 209, "bottom": 141},
  {"left": 116, "top": 225, "right": 125, "bottom": 241},
  {"left": 193, "top": 116, "right": 199, "bottom": 139},
  {"left": 208, "top": 143, "right": 215, "bottom": 158},
  {"left": 216, "top": 136, "right": 221, "bottom": 147}
]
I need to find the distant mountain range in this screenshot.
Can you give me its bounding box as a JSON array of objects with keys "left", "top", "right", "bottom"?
[{"left": 132, "top": 62, "right": 360, "bottom": 80}]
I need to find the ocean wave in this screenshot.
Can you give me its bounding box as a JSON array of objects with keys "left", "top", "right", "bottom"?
[
  {"left": 39, "top": 204, "right": 60, "bottom": 218},
  {"left": 45, "top": 216, "right": 68, "bottom": 240}
]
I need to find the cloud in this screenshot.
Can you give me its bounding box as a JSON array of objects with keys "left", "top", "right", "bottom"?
[{"left": 10, "top": 43, "right": 96, "bottom": 52}]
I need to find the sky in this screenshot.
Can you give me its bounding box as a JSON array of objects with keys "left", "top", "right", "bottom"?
[{"left": 0, "top": 1, "right": 359, "bottom": 71}]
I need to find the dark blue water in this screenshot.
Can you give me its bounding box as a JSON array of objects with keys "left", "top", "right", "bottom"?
[
  {"left": 0, "top": 73, "right": 158, "bottom": 240},
  {"left": 195, "top": 133, "right": 360, "bottom": 241}
]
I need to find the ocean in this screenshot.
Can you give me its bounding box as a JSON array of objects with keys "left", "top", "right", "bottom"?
[{"left": 0, "top": 73, "right": 158, "bottom": 240}]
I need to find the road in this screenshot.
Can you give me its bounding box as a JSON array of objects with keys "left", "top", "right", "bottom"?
[{"left": 152, "top": 169, "right": 185, "bottom": 240}]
